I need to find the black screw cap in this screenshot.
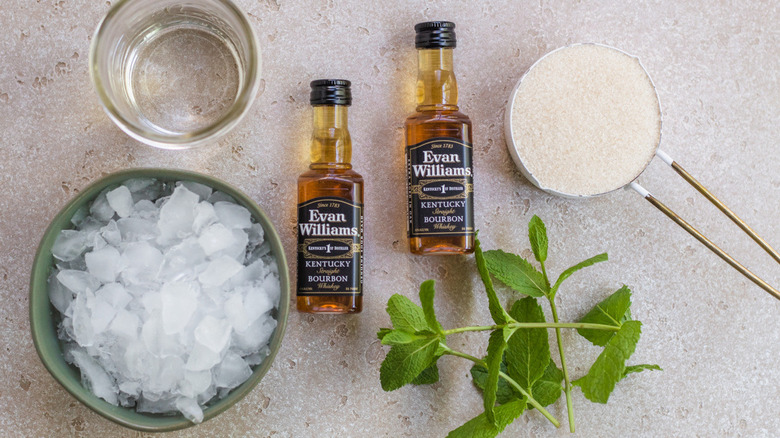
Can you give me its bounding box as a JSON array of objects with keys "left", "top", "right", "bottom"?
[
  {"left": 310, "top": 79, "right": 352, "bottom": 106},
  {"left": 415, "top": 21, "right": 456, "bottom": 49}
]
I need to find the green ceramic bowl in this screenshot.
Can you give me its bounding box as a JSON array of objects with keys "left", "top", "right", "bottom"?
[{"left": 29, "top": 168, "right": 290, "bottom": 432}]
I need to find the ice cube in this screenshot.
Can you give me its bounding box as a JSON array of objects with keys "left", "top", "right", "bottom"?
[
  {"left": 159, "top": 239, "right": 206, "bottom": 282},
  {"left": 132, "top": 199, "right": 157, "bottom": 219},
  {"left": 148, "top": 356, "right": 184, "bottom": 393},
  {"left": 246, "top": 241, "right": 271, "bottom": 264},
  {"left": 192, "top": 202, "right": 218, "bottom": 234},
  {"left": 176, "top": 397, "right": 204, "bottom": 424},
  {"left": 118, "top": 379, "right": 141, "bottom": 398},
  {"left": 232, "top": 314, "right": 276, "bottom": 356},
  {"left": 179, "top": 181, "right": 213, "bottom": 201},
  {"left": 141, "top": 291, "right": 162, "bottom": 315},
  {"left": 70, "top": 205, "right": 88, "bottom": 226},
  {"left": 223, "top": 294, "right": 251, "bottom": 332},
  {"left": 90, "top": 235, "right": 108, "bottom": 252},
  {"left": 57, "top": 270, "right": 101, "bottom": 294},
  {"left": 227, "top": 260, "right": 266, "bottom": 289},
  {"left": 89, "top": 189, "right": 116, "bottom": 222},
  {"left": 158, "top": 186, "right": 199, "bottom": 242},
  {"left": 52, "top": 230, "right": 88, "bottom": 262},
  {"left": 48, "top": 270, "right": 74, "bottom": 314},
  {"left": 123, "top": 178, "right": 155, "bottom": 193},
  {"left": 261, "top": 272, "right": 282, "bottom": 307},
  {"left": 96, "top": 283, "right": 132, "bottom": 309},
  {"left": 85, "top": 246, "right": 122, "bottom": 283},
  {"left": 247, "top": 223, "right": 265, "bottom": 247},
  {"left": 185, "top": 342, "right": 222, "bottom": 371},
  {"left": 207, "top": 191, "right": 235, "bottom": 204},
  {"left": 244, "top": 346, "right": 270, "bottom": 365},
  {"left": 244, "top": 285, "right": 274, "bottom": 323},
  {"left": 161, "top": 282, "right": 200, "bottom": 335},
  {"left": 72, "top": 291, "right": 95, "bottom": 346},
  {"left": 90, "top": 299, "right": 117, "bottom": 333},
  {"left": 122, "top": 341, "right": 151, "bottom": 380},
  {"left": 137, "top": 397, "right": 177, "bottom": 414},
  {"left": 100, "top": 220, "right": 122, "bottom": 246},
  {"left": 180, "top": 370, "right": 212, "bottom": 398},
  {"left": 198, "top": 256, "right": 243, "bottom": 287},
  {"left": 109, "top": 309, "right": 140, "bottom": 340},
  {"left": 213, "top": 229, "right": 249, "bottom": 263},
  {"left": 214, "top": 202, "right": 252, "bottom": 229},
  {"left": 194, "top": 315, "right": 231, "bottom": 353},
  {"left": 128, "top": 180, "right": 163, "bottom": 204},
  {"left": 67, "top": 347, "right": 118, "bottom": 405},
  {"left": 120, "top": 242, "right": 163, "bottom": 284},
  {"left": 106, "top": 186, "right": 134, "bottom": 218},
  {"left": 196, "top": 384, "right": 217, "bottom": 405},
  {"left": 214, "top": 352, "right": 251, "bottom": 389},
  {"left": 142, "top": 317, "right": 185, "bottom": 358},
  {"left": 197, "top": 223, "right": 234, "bottom": 256},
  {"left": 117, "top": 217, "right": 159, "bottom": 241}
]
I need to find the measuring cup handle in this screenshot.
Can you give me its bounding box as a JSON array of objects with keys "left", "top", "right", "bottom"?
[
  {"left": 629, "top": 182, "right": 780, "bottom": 301},
  {"left": 656, "top": 149, "right": 780, "bottom": 265}
]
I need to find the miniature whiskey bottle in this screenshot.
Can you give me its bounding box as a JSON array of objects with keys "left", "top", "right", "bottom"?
[
  {"left": 405, "top": 21, "right": 475, "bottom": 255},
  {"left": 297, "top": 80, "right": 364, "bottom": 313}
]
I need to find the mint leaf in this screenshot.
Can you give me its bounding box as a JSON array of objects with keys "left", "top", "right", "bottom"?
[
  {"left": 470, "top": 359, "right": 516, "bottom": 405},
  {"left": 484, "top": 330, "right": 508, "bottom": 425},
  {"left": 447, "top": 399, "right": 527, "bottom": 438},
  {"left": 530, "top": 360, "right": 564, "bottom": 408},
  {"left": 528, "top": 215, "right": 548, "bottom": 263},
  {"left": 506, "top": 297, "right": 550, "bottom": 390},
  {"left": 412, "top": 363, "right": 440, "bottom": 385},
  {"left": 386, "top": 293, "right": 429, "bottom": 333},
  {"left": 419, "top": 280, "right": 444, "bottom": 334},
  {"left": 484, "top": 250, "right": 548, "bottom": 297},
  {"left": 475, "top": 237, "right": 513, "bottom": 325},
  {"left": 573, "top": 321, "right": 642, "bottom": 403},
  {"left": 380, "top": 330, "right": 421, "bottom": 345},
  {"left": 380, "top": 335, "right": 440, "bottom": 391},
  {"left": 550, "top": 253, "right": 608, "bottom": 297},
  {"left": 377, "top": 328, "right": 392, "bottom": 340},
  {"left": 623, "top": 364, "right": 662, "bottom": 377},
  {"left": 577, "top": 286, "right": 632, "bottom": 346}
]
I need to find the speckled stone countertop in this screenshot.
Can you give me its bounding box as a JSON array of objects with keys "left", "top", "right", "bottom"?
[{"left": 1, "top": 1, "right": 778, "bottom": 437}]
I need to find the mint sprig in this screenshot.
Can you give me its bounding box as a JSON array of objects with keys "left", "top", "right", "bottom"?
[{"left": 377, "top": 215, "right": 660, "bottom": 436}]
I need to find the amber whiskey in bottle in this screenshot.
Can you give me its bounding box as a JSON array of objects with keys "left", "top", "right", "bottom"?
[
  {"left": 297, "top": 80, "right": 364, "bottom": 313},
  {"left": 405, "top": 21, "right": 474, "bottom": 255}
]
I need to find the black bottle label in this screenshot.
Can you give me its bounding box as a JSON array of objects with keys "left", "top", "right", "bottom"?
[
  {"left": 406, "top": 137, "right": 474, "bottom": 238},
  {"left": 297, "top": 197, "right": 363, "bottom": 297}
]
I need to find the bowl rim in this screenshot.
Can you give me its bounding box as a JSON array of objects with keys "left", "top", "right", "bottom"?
[{"left": 29, "top": 168, "right": 290, "bottom": 432}]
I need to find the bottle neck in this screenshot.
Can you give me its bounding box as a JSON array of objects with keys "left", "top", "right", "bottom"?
[
  {"left": 310, "top": 105, "right": 352, "bottom": 169},
  {"left": 416, "top": 48, "right": 459, "bottom": 111}
]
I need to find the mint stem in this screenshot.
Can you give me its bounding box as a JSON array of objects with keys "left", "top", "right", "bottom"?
[
  {"left": 444, "top": 348, "right": 561, "bottom": 428},
  {"left": 549, "top": 298, "right": 575, "bottom": 433},
  {"left": 443, "top": 322, "right": 618, "bottom": 336}
]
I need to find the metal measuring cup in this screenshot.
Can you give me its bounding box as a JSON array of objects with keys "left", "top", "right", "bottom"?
[{"left": 505, "top": 43, "right": 780, "bottom": 300}]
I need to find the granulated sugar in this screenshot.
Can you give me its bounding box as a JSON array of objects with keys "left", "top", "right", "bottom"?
[{"left": 509, "top": 44, "right": 661, "bottom": 196}]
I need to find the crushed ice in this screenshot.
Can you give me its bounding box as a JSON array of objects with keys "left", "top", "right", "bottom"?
[{"left": 48, "top": 179, "right": 280, "bottom": 423}]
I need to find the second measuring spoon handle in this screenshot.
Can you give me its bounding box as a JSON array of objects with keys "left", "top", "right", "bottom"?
[
  {"left": 655, "top": 149, "right": 780, "bottom": 265},
  {"left": 629, "top": 181, "right": 780, "bottom": 301}
]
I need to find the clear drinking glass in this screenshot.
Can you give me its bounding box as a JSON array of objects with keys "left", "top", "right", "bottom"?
[{"left": 90, "top": 0, "right": 261, "bottom": 149}]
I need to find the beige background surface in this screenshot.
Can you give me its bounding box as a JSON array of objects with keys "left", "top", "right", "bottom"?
[{"left": 1, "top": 0, "right": 778, "bottom": 437}]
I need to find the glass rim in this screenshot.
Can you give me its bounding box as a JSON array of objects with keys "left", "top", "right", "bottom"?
[{"left": 88, "top": 0, "right": 262, "bottom": 149}]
